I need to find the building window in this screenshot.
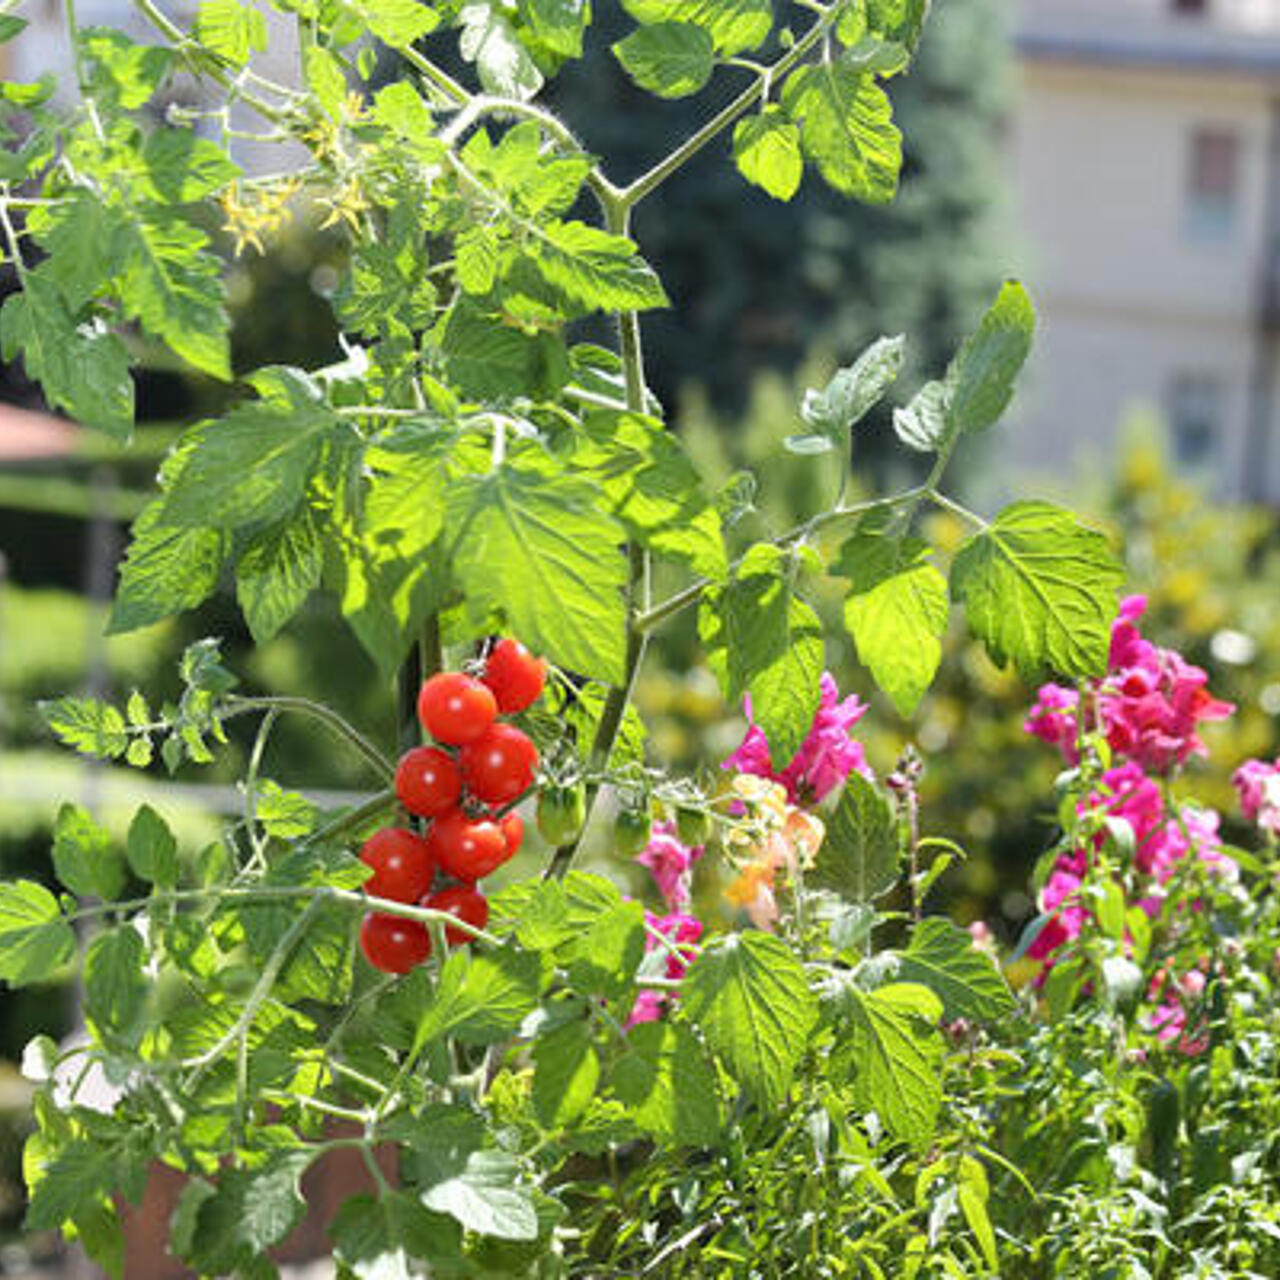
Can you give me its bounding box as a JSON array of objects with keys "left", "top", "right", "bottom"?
[
  {"left": 1186, "top": 129, "right": 1239, "bottom": 242},
  {"left": 1172, "top": 0, "right": 1208, "bottom": 15},
  {"left": 1168, "top": 373, "right": 1222, "bottom": 469}
]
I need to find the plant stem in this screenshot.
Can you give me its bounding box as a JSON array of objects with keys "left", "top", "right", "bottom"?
[{"left": 619, "top": 3, "right": 841, "bottom": 210}]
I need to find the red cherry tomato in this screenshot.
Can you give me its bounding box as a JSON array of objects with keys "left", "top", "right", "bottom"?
[
  {"left": 500, "top": 810, "right": 524, "bottom": 856},
  {"left": 482, "top": 638, "right": 547, "bottom": 714},
  {"left": 359, "top": 827, "right": 435, "bottom": 903},
  {"left": 395, "top": 745, "right": 462, "bottom": 818},
  {"left": 424, "top": 884, "right": 490, "bottom": 945},
  {"left": 417, "top": 672, "right": 497, "bottom": 746},
  {"left": 426, "top": 810, "right": 511, "bottom": 881},
  {"left": 460, "top": 724, "right": 539, "bottom": 807},
  {"left": 360, "top": 913, "right": 431, "bottom": 974}
]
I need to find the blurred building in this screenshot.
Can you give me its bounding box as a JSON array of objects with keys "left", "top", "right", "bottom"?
[{"left": 1005, "top": 0, "right": 1280, "bottom": 502}]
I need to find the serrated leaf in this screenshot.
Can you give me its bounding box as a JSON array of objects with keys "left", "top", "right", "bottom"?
[
  {"left": 613, "top": 1021, "right": 719, "bottom": 1146},
  {"left": 53, "top": 804, "right": 126, "bottom": 901},
  {"left": 415, "top": 945, "right": 544, "bottom": 1049},
  {"left": 439, "top": 303, "right": 558, "bottom": 399},
  {"left": 812, "top": 773, "right": 899, "bottom": 902},
  {"left": 945, "top": 281, "right": 1035, "bottom": 435},
  {"left": 534, "top": 219, "right": 668, "bottom": 314},
  {"left": 196, "top": 0, "right": 267, "bottom": 66},
  {"left": 459, "top": 1, "right": 543, "bottom": 100},
  {"left": 456, "top": 225, "right": 501, "bottom": 295},
  {"left": 84, "top": 926, "right": 147, "bottom": 1037},
  {"left": 39, "top": 697, "right": 128, "bottom": 759},
  {"left": 330, "top": 1193, "right": 462, "bottom": 1280},
  {"left": 142, "top": 129, "right": 240, "bottom": 203},
  {"left": 681, "top": 932, "right": 817, "bottom": 1106},
  {"left": 733, "top": 107, "right": 803, "bottom": 201},
  {"left": 0, "top": 881, "right": 75, "bottom": 987},
  {"left": 256, "top": 782, "right": 318, "bottom": 840},
  {"left": 447, "top": 462, "right": 628, "bottom": 684},
  {"left": 895, "top": 918, "right": 1014, "bottom": 1022},
  {"left": 127, "top": 805, "right": 179, "bottom": 888},
  {"left": 613, "top": 22, "right": 714, "bottom": 99},
  {"left": 108, "top": 500, "right": 227, "bottom": 635},
  {"left": 835, "top": 530, "right": 947, "bottom": 716},
  {"left": 866, "top": 0, "right": 930, "bottom": 50},
  {"left": 26, "top": 1140, "right": 144, "bottom": 1233},
  {"left": 621, "top": 0, "right": 771, "bottom": 54},
  {"left": 355, "top": 0, "right": 440, "bottom": 47},
  {"left": 523, "top": 0, "right": 588, "bottom": 56},
  {"left": 490, "top": 872, "right": 622, "bottom": 954},
  {"left": 236, "top": 505, "right": 323, "bottom": 642},
  {"left": 532, "top": 1018, "right": 600, "bottom": 1128},
  {"left": 700, "top": 543, "right": 823, "bottom": 764},
  {"left": 29, "top": 192, "right": 125, "bottom": 312},
  {"left": 565, "top": 900, "right": 645, "bottom": 999},
  {"left": 893, "top": 379, "right": 949, "bottom": 453},
  {"left": 0, "top": 274, "right": 134, "bottom": 437},
  {"left": 950, "top": 500, "right": 1124, "bottom": 680},
  {"left": 801, "top": 336, "right": 905, "bottom": 439},
  {"left": 781, "top": 64, "right": 901, "bottom": 203},
  {"left": 840, "top": 982, "right": 942, "bottom": 1144}
]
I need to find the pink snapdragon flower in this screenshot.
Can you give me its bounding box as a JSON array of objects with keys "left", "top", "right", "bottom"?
[
  {"left": 1024, "top": 596, "right": 1233, "bottom": 773},
  {"left": 1233, "top": 757, "right": 1280, "bottom": 839},
  {"left": 1148, "top": 969, "right": 1210, "bottom": 1055},
  {"left": 636, "top": 821, "right": 705, "bottom": 912},
  {"left": 722, "top": 672, "right": 872, "bottom": 805},
  {"left": 626, "top": 911, "right": 703, "bottom": 1027}
]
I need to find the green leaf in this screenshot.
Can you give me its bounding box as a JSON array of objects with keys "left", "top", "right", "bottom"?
[
  {"left": 84, "top": 926, "right": 148, "bottom": 1038},
  {"left": 0, "top": 274, "right": 134, "bottom": 437},
  {"left": 459, "top": 1, "right": 544, "bottom": 100},
  {"left": 490, "top": 872, "right": 623, "bottom": 955},
  {"left": 945, "top": 280, "right": 1035, "bottom": 435},
  {"left": 447, "top": 462, "right": 628, "bottom": 684},
  {"left": 613, "top": 22, "right": 714, "bottom": 99},
  {"left": 236, "top": 505, "right": 324, "bottom": 642},
  {"left": 621, "top": 0, "right": 771, "bottom": 54},
  {"left": 0, "top": 15, "right": 28, "bottom": 41},
  {"left": 957, "top": 1156, "right": 998, "bottom": 1270},
  {"left": 532, "top": 1018, "right": 600, "bottom": 1128},
  {"left": 835, "top": 529, "right": 948, "bottom": 716},
  {"left": 781, "top": 64, "right": 901, "bottom": 203},
  {"left": 681, "top": 932, "right": 817, "bottom": 1106},
  {"left": 159, "top": 385, "right": 337, "bottom": 530},
  {"left": 255, "top": 782, "right": 318, "bottom": 840},
  {"left": 949, "top": 500, "right": 1125, "bottom": 680},
  {"left": 126, "top": 805, "right": 180, "bottom": 888},
  {"left": 26, "top": 1139, "right": 146, "bottom": 1232},
  {"left": 840, "top": 982, "right": 943, "bottom": 1144},
  {"left": 439, "top": 302, "right": 559, "bottom": 399},
  {"left": 866, "top": 0, "right": 931, "bottom": 50},
  {"left": 523, "top": 0, "right": 589, "bottom": 57},
  {"left": 355, "top": 0, "right": 440, "bottom": 47},
  {"left": 330, "top": 1193, "right": 462, "bottom": 1279},
  {"left": 28, "top": 193, "right": 124, "bottom": 312},
  {"left": 404, "top": 1106, "right": 539, "bottom": 1240},
  {"left": 534, "top": 219, "right": 669, "bottom": 315},
  {"left": 613, "top": 1021, "right": 720, "bottom": 1146},
  {"left": 893, "top": 379, "right": 949, "bottom": 453},
  {"left": 0, "top": 881, "right": 75, "bottom": 987},
  {"left": 107, "top": 500, "right": 228, "bottom": 635},
  {"left": 812, "top": 773, "right": 899, "bottom": 902},
  {"left": 142, "top": 129, "right": 240, "bottom": 203},
  {"left": 895, "top": 918, "right": 1014, "bottom": 1022},
  {"left": 415, "top": 945, "right": 544, "bottom": 1049},
  {"left": 733, "top": 107, "right": 803, "bottom": 201},
  {"left": 564, "top": 900, "right": 645, "bottom": 999},
  {"left": 39, "top": 697, "right": 128, "bottom": 759},
  {"left": 195, "top": 0, "right": 267, "bottom": 66},
  {"left": 700, "top": 543, "right": 823, "bottom": 764},
  {"left": 53, "top": 803, "right": 126, "bottom": 901},
  {"left": 116, "top": 209, "right": 230, "bottom": 379},
  {"left": 801, "top": 336, "right": 905, "bottom": 442}
]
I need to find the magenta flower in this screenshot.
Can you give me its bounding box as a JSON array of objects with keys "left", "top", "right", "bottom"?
[
  {"left": 636, "top": 821, "right": 704, "bottom": 912},
  {"left": 722, "top": 672, "right": 872, "bottom": 805},
  {"left": 1233, "top": 757, "right": 1280, "bottom": 838},
  {"left": 625, "top": 911, "right": 703, "bottom": 1028}
]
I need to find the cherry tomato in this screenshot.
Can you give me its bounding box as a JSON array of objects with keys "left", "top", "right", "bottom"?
[
  {"left": 359, "top": 827, "right": 435, "bottom": 903},
  {"left": 394, "top": 745, "right": 462, "bottom": 818},
  {"left": 482, "top": 638, "right": 547, "bottom": 714},
  {"left": 537, "top": 783, "right": 586, "bottom": 846},
  {"left": 500, "top": 810, "right": 525, "bottom": 857},
  {"left": 675, "top": 805, "right": 713, "bottom": 847},
  {"left": 418, "top": 672, "right": 497, "bottom": 746},
  {"left": 460, "top": 723, "right": 538, "bottom": 806},
  {"left": 424, "top": 884, "right": 490, "bottom": 946},
  {"left": 614, "top": 805, "right": 653, "bottom": 857},
  {"left": 426, "top": 810, "right": 511, "bottom": 881},
  {"left": 360, "top": 913, "right": 431, "bottom": 974}
]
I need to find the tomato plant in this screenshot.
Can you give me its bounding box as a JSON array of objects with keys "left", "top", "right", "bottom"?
[{"left": 0, "top": 0, "right": 1207, "bottom": 1275}]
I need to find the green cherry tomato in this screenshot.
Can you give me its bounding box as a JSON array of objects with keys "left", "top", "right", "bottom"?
[
  {"left": 537, "top": 783, "right": 586, "bottom": 846},
  {"left": 675, "top": 805, "right": 713, "bottom": 847},
  {"left": 613, "top": 804, "right": 653, "bottom": 857}
]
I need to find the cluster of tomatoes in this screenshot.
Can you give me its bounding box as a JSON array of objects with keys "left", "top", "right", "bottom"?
[{"left": 358, "top": 638, "right": 545, "bottom": 975}]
